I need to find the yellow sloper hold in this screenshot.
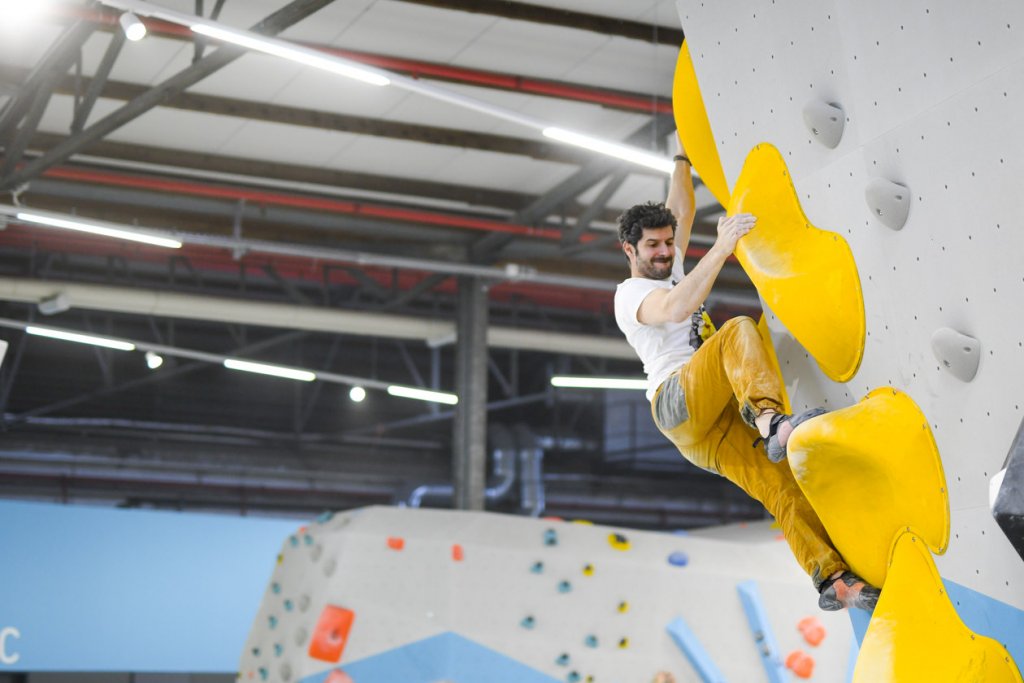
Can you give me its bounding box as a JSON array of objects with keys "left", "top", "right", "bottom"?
[
  {"left": 853, "top": 529, "right": 1023, "bottom": 683},
  {"left": 786, "top": 387, "right": 949, "bottom": 588},
  {"left": 728, "top": 143, "right": 865, "bottom": 382},
  {"left": 672, "top": 40, "right": 731, "bottom": 206}
]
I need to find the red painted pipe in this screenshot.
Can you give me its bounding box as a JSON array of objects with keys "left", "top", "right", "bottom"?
[
  {"left": 59, "top": 6, "right": 672, "bottom": 114},
  {"left": 39, "top": 165, "right": 716, "bottom": 262}
]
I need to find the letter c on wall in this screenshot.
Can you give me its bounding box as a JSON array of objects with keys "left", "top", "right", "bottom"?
[{"left": 0, "top": 627, "right": 20, "bottom": 665}]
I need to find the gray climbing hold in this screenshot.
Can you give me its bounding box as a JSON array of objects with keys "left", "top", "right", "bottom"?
[
  {"left": 802, "top": 100, "right": 845, "bottom": 148},
  {"left": 930, "top": 327, "right": 981, "bottom": 382},
  {"left": 993, "top": 415, "right": 1024, "bottom": 562},
  {"left": 865, "top": 178, "right": 911, "bottom": 230}
]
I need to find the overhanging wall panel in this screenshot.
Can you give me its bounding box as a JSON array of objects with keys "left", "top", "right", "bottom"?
[{"left": 678, "top": 0, "right": 1024, "bottom": 610}]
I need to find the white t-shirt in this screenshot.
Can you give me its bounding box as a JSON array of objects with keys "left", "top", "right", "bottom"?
[{"left": 614, "top": 247, "right": 707, "bottom": 401}]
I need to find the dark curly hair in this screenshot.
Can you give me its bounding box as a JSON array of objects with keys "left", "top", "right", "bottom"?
[{"left": 617, "top": 201, "right": 676, "bottom": 249}]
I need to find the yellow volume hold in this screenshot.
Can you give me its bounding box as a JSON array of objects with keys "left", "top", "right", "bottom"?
[{"left": 729, "top": 143, "right": 865, "bottom": 383}]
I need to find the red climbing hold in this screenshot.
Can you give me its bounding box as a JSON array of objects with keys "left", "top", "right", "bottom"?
[
  {"left": 797, "top": 616, "right": 826, "bottom": 646},
  {"left": 452, "top": 544, "right": 464, "bottom": 561},
  {"left": 387, "top": 536, "right": 405, "bottom": 551},
  {"left": 309, "top": 605, "right": 356, "bottom": 663},
  {"left": 785, "top": 650, "right": 815, "bottom": 679}
]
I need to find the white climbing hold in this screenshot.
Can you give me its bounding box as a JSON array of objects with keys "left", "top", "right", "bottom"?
[
  {"left": 802, "top": 100, "right": 845, "bottom": 148},
  {"left": 930, "top": 327, "right": 981, "bottom": 382},
  {"left": 865, "top": 178, "right": 911, "bottom": 230}
]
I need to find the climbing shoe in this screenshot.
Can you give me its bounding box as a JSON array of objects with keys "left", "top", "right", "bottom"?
[
  {"left": 754, "top": 407, "right": 827, "bottom": 463},
  {"left": 817, "top": 571, "right": 881, "bottom": 612}
]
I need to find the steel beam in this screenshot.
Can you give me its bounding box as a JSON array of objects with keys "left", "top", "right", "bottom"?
[
  {"left": 452, "top": 276, "right": 488, "bottom": 510},
  {"left": 1, "top": 0, "right": 335, "bottom": 191},
  {"left": 389, "top": 0, "right": 684, "bottom": 46}
]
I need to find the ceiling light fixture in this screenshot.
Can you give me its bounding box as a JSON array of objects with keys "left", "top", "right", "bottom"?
[
  {"left": 542, "top": 127, "right": 676, "bottom": 174},
  {"left": 550, "top": 376, "right": 648, "bottom": 390},
  {"left": 190, "top": 23, "right": 390, "bottom": 86},
  {"left": 349, "top": 386, "right": 366, "bottom": 403},
  {"left": 26, "top": 325, "right": 136, "bottom": 351},
  {"left": 223, "top": 358, "right": 316, "bottom": 382},
  {"left": 118, "top": 11, "right": 147, "bottom": 41},
  {"left": 387, "top": 385, "right": 459, "bottom": 405},
  {"left": 9, "top": 207, "right": 182, "bottom": 248},
  {"left": 144, "top": 351, "right": 164, "bottom": 369}
]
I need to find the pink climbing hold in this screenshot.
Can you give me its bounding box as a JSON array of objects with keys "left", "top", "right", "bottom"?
[{"left": 324, "top": 669, "right": 354, "bottom": 683}]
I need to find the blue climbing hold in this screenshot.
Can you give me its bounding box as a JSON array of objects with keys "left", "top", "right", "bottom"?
[
  {"left": 558, "top": 580, "right": 572, "bottom": 594},
  {"left": 544, "top": 529, "right": 558, "bottom": 546},
  {"left": 668, "top": 551, "right": 689, "bottom": 567},
  {"left": 273, "top": 643, "right": 283, "bottom": 657},
  {"left": 284, "top": 599, "right": 294, "bottom": 611},
  {"left": 531, "top": 561, "right": 544, "bottom": 574},
  {"left": 268, "top": 615, "right": 278, "bottom": 629},
  {"left": 556, "top": 653, "right": 570, "bottom": 666},
  {"left": 567, "top": 672, "right": 581, "bottom": 683},
  {"left": 316, "top": 511, "right": 334, "bottom": 524},
  {"left": 584, "top": 634, "right": 598, "bottom": 648},
  {"left": 521, "top": 616, "right": 536, "bottom": 630}
]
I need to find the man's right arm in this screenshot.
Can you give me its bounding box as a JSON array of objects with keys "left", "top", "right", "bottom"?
[{"left": 637, "top": 213, "right": 756, "bottom": 326}]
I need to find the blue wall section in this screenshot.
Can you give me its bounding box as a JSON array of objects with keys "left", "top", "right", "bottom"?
[
  {"left": 0, "top": 500, "right": 297, "bottom": 672},
  {"left": 299, "top": 633, "right": 561, "bottom": 683}
]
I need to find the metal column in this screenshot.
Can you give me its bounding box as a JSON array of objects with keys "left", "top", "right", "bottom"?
[{"left": 452, "top": 276, "right": 488, "bottom": 510}]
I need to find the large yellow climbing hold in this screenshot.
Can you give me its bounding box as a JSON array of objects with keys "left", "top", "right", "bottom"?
[
  {"left": 853, "top": 529, "right": 1023, "bottom": 683},
  {"left": 729, "top": 143, "right": 865, "bottom": 382},
  {"left": 672, "top": 41, "right": 731, "bottom": 207},
  {"left": 787, "top": 388, "right": 949, "bottom": 589}
]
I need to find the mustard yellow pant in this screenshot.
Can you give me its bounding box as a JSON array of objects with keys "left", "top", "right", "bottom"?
[{"left": 651, "top": 316, "right": 846, "bottom": 588}]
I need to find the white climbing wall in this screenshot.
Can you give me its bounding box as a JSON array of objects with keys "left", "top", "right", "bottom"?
[
  {"left": 676, "top": 0, "right": 1024, "bottom": 611},
  {"left": 238, "top": 506, "right": 853, "bottom": 682}
]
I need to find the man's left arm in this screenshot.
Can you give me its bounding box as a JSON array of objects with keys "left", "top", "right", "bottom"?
[{"left": 665, "top": 141, "right": 695, "bottom": 253}]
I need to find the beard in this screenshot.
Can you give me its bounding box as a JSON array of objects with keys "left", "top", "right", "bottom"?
[{"left": 637, "top": 254, "right": 673, "bottom": 280}]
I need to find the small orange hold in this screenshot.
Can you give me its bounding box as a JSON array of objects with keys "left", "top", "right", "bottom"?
[
  {"left": 785, "top": 650, "right": 815, "bottom": 679},
  {"left": 387, "top": 536, "right": 405, "bottom": 551},
  {"left": 797, "top": 616, "right": 826, "bottom": 646},
  {"left": 324, "top": 669, "right": 354, "bottom": 683},
  {"left": 774, "top": 533, "right": 786, "bottom": 541},
  {"left": 452, "top": 544, "right": 464, "bottom": 561}
]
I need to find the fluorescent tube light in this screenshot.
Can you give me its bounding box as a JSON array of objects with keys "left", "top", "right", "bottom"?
[
  {"left": 551, "top": 376, "right": 648, "bottom": 390},
  {"left": 223, "top": 358, "right": 316, "bottom": 382},
  {"left": 191, "top": 23, "right": 390, "bottom": 87},
  {"left": 26, "top": 325, "right": 136, "bottom": 351},
  {"left": 15, "top": 211, "right": 182, "bottom": 248},
  {"left": 542, "top": 127, "right": 675, "bottom": 174},
  {"left": 387, "top": 384, "right": 459, "bottom": 405},
  {"left": 119, "top": 11, "right": 147, "bottom": 41}
]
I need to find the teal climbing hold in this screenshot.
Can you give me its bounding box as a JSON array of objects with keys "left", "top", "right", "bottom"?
[
  {"left": 272, "top": 582, "right": 281, "bottom": 594},
  {"left": 274, "top": 643, "right": 283, "bottom": 657},
  {"left": 258, "top": 667, "right": 268, "bottom": 681},
  {"left": 289, "top": 535, "right": 299, "bottom": 547},
  {"left": 558, "top": 580, "right": 572, "bottom": 594},
  {"left": 316, "top": 511, "right": 334, "bottom": 524},
  {"left": 531, "top": 561, "right": 545, "bottom": 574},
  {"left": 567, "top": 672, "right": 581, "bottom": 683},
  {"left": 304, "top": 534, "right": 314, "bottom": 546},
  {"left": 521, "top": 616, "right": 536, "bottom": 630},
  {"left": 544, "top": 529, "right": 558, "bottom": 546},
  {"left": 556, "top": 653, "right": 570, "bottom": 666},
  {"left": 268, "top": 615, "right": 278, "bottom": 629},
  {"left": 584, "top": 634, "right": 598, "bottom": 648},
  {"left": 284, "top": 599, "right": 293, "bottom": 611}
]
